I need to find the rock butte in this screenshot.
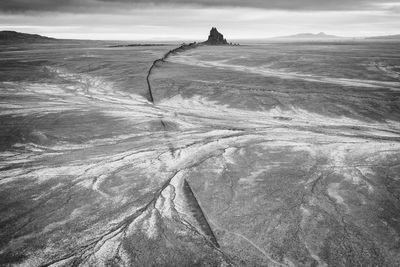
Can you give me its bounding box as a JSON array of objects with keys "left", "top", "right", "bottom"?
[{"left": 204, "top": 27, "right": 229, "bottom": 45}]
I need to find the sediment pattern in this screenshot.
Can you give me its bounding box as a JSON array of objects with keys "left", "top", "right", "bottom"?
[{"left": 0, "top": 41, "right": 400, "bottom": 266}]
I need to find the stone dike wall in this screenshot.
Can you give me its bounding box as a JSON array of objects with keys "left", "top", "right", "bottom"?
[{"left": 146, "top": 42, "right": 198, "bottom": 103}]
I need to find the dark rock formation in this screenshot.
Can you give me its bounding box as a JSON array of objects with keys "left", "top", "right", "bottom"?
[
  {"left": 146, "top": 42, "right": 198, "bottom": 103},
  {"left": 204, "top": 27, "right": 228, "bottom": 45},
  {"left": 0, "top": 31, "right": 55, "bottom": 43}
]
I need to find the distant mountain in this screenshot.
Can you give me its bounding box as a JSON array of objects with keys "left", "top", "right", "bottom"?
[
  {"left": 366, "top": 34, "right": 400, "bottom": 40},
  {"left": 0, "top": 31, "right": 55, "bottom": 42},
  {"left": 276, "top": 32, "right": 340, "bottom": 39}
]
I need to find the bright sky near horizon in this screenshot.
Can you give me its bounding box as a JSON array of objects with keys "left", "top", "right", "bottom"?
[{"left": 1, "top": 0, "right": 400, "bottom": 40}]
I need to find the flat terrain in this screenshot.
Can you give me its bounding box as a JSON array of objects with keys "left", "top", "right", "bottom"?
[{"left": 0, "top": 41, "right": 400, "bottom": 266}]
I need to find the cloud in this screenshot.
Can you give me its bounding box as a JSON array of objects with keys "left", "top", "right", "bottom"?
[
  {"left": 1, "top": 7, "right": 399, "bottom": 40},
  {"left": 1, "top": 1, "right": 399, "bottom": 40},
  {"left": 1, "top": 0, "right": 400, "bottom": 13}
]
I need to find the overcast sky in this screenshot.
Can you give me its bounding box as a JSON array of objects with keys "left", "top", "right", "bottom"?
[{"left": 1, "top": 0, "right": 400, "bottom": 40}]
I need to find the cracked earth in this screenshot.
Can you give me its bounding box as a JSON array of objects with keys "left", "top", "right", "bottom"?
[{"left": 1, "top": 42, "right": 400, "bottom": 266}]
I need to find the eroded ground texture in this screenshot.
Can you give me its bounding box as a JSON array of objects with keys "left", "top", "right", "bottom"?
[{"left": 1, "top": 41, "right": 400, "bottom": 266}]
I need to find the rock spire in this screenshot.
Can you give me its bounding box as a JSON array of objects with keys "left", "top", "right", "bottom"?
[{"left": 204, "top": 27, "right": 228, "bottom": 45}]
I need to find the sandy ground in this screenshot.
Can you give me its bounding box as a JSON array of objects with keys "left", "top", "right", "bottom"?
[{"left": 1, "top": 42, "right": 400, "bottom": 266}]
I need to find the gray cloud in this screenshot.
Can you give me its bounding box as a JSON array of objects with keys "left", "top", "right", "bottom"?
[
  {"left": 1, "top": 0, "right": 85, "bottom": 12},
  {"left": 1, "top": 0, "right": 398, "bottom": 13}
]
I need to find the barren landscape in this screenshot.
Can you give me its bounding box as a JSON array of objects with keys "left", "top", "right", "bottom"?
[{"left": 1, "top": 39, "right": 400, "bottom": 266}]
